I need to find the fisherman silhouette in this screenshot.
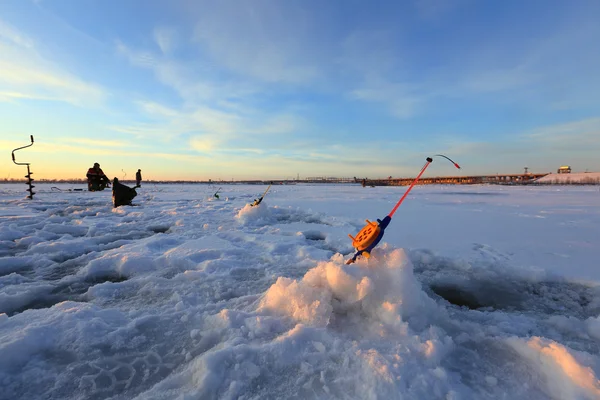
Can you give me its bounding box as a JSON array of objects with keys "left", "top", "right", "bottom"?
[
  {"left": 135, "top": 169, "right": 142, "bottom": 187},
  {"left": 86, "top": 162, "right": 110, "bottom": 191}
]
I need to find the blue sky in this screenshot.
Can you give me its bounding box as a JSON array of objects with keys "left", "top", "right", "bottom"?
[{"left": 1, "top": 0, "right": 599, "bottom": 180}]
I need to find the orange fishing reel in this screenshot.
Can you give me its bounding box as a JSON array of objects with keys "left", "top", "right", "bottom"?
[
  {"left": 345, "top": 155, "right": 460, "bottom": 264},
  {"left": 346, "top": 216, "right": 391, "bottom": 264}
]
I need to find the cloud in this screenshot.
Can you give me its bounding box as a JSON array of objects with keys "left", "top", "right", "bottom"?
[
  {"left": 432, "top": 117, "right": 600, "bottom": 174},
  {"left": 117, "top": 40, "right": 257, "bottom": 103},
  {"left": 0, "top": 139, "right": 25, "bottom": 151},
  {"left": 340, "top": 31, "right": 425, "bottom": 119},
  {"left": 190, "top": 1, "right": 321, "bottom": 84},
  {"left": 463, "top": 66, "right": 538, "bottom": 94},
  {"left": 154, "top": 27, "right": 177, "bottom": 54},
  {"left": 341, "top": 3, "right": 600, "bottom": 119},
  {"left": 0, "top": 54, "right": 106, "bottom": 106},
  {"left": 350, "top": 84, "right": 422, "bottom": 119},
  {"left": 248, "top": 114, "right": 300, "bottom": 135},
  {"left": 413, "top": 0, "right": 468, "bottom": 20},
  {"left": 526, "top": 118, "right": 600, "bottom": 151},
  {"left": 111, "top": 99, "right": 301, "bottom": 148},
  {"left": 0, "top": 91, "right": 57, "bottom": 102},
  {"left": 114, "top": 31, "right": 308, "bottom": 143},
  {"left": 9, "top": 138, "right": 203, "bottom": 164},
  {"left": 135, "top": 100, "right": 180, "bottom": 118},
  {"left": 113, "top": 18, "right": 321, "bottom": 163},
  {"left": 0, "top": 20, "right": 107, "bottom": 107},
  {"left": 115, "top": 40, "right": 251, "bottom": 139},
  {"left": 68, "top": 138, "right": 128, "bottom": 148},
  {"left": 116, "top": 40, "right": 157, "bottom": 68},
  {"left": 447, "top": 118, "right": 600, "bottom": 154},
  {"left": 108, "top": 124, "right": 167, "bottom": 138},
  {"left": 189, "top": 137, "right": 219, "bottom": 153},
  {"left": 0, "top": 20, "right": 34, "bottom": 48}
]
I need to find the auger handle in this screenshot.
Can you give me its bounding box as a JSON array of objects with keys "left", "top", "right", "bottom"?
[{"left": 12, "top": 135, "right": 35, "bottom": 166}]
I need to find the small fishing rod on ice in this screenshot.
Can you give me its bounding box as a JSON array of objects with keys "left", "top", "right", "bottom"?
[
  {"left": 251, "top": 183, "right": 272, "bottom": 206},
  {"left": 346, "top": 154, "right": 461, "bottom": 264}
]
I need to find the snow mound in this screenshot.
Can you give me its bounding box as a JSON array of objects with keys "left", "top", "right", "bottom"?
[
  {"left": 535, "top": 172, "right": 600, "bottom": 184},
  {"left": 235, "top": 202, "right": 272, "bottom": 225},
  {"left": 260, "top": 247, "right": 438, "bottom": 334},
  {"left": 507, "top": 336, "right": 600, "bottom": 399}
]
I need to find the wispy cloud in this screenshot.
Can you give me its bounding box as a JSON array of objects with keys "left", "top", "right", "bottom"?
[
  {"left": 189, "top": 137, "right": 219, "bottom": 153},
  {"left": 350, "top": 83, "right": 422, "bottom": 119},
  {"left": 68, "top": 138, "right": 128, "bottom": 148},
  {"left": 0, "top": 19, "right": 34, "bottom": 48},
  {"left": 135, "top": 100, "right": 180, "bottom": 118},
  {"left": 10, "top": 139, "right": 202, "bottom": 163},
  {"left": 0, "top": 91, "right": 57, "bottom": 102},
  {"left": 110, "top": 97, "right": 302, "bottom": 153},
  {"left": 108, "top": 124, "right": 167, "bottom": 138},
  {"left": 132, "top": 101, "right": 242, "bottom": 137},
  {"left": 0, "top": 20, "right": 107, "bottom": 107},
  {"left": 115, "top": 32, "right": 307, "bottom": 152},
  {"left": 153, "top": 27, "right": 177, "bottom": 54},
  {"left": 414, "top": 0, "right": 469, "bottom": 20},
  {"left": 341, "top": 3, "right": 600, "bottom": 119},
  {"left": 463, "top": 66, "right": 537, "bottom": 94},
  {"left": 190, "top": 1, "right": 321, "bottom": 84},
  {"left": 434, "top": 117, "right": 600, "bottom": 174},
  {"left": 526, "top": 118, "right": 600, "bottom": 151},
  {"left": 116, "top": 40, "right": 157, "bottom": 68},
  {"left": 340, "top": 30, "right": 425, "bottom": 119},
  {"left": 116, "top": 40, "right": 256, "bottom": 103},
  {"left": 247, "top": 114, "right": 300, "bottom": 135},
  {"left": 0, "top": 139, "right": 25, "bottom": 150}
]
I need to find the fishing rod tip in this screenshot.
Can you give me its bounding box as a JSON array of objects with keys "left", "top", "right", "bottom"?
[{"left": 454, "top": 163, "right": 461, "bottom": 169}]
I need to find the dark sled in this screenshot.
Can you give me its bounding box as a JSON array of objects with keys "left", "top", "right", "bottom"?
[{"left": 112, "top": 178, "right": 137, "bottom": 207}]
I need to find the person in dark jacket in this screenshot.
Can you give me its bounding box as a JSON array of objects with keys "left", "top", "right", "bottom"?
[
  {"left": 135, "top": 169, "right": 142, "bottom": 187},
  {"left": 86, "top": 162, "right": 110, "bottom": 191},
  {"left": 112, "top": 177, "right": 137, "bottom": 207}
]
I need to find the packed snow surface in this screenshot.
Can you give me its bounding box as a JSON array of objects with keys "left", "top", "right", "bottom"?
[
  {"left": 535, "top": 172, "right": 600, "bottom": 184},
  {"left": 1, "top": 183, "right": 599, "bottom": 400}
]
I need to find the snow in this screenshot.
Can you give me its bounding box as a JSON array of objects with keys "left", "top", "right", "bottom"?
[
  {"left": 0, "top": 182, "right": 599, "bottom": 399},
  {"left": 535, "top": 172, "right": 600, "bottom": 184}
]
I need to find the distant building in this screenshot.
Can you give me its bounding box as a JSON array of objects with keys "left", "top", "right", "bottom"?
[{"left": 557, "top": 165, "right": 572, "bottom": 174}]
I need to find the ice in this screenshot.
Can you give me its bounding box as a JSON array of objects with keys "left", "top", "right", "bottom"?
[{"left": 0, "top": 183, "right": 599, "bottom": 399}]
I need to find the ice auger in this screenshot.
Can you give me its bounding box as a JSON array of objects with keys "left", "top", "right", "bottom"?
[
  {"left": 11, "top": 135, "right": 36, "bottom": 200},
  {"left": 346, "top": 155, "right": 460, "bottom": 264}
]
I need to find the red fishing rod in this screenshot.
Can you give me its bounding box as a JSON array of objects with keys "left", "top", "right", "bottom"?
[{"left": 346, "top": 154, "right": 460, "bottom": 264}]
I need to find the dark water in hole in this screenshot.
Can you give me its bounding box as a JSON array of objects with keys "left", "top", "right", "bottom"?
[{"left": 428, "top": 278, "right": 598, "bottom": 318}]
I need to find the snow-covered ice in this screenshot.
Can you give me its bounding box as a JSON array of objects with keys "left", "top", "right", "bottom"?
[
  {"left": 536, "top": 173, "right": 600, "bottom": 185},
  {"left": 1, "top": 183, "right": 599, "bottom": 399}
]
